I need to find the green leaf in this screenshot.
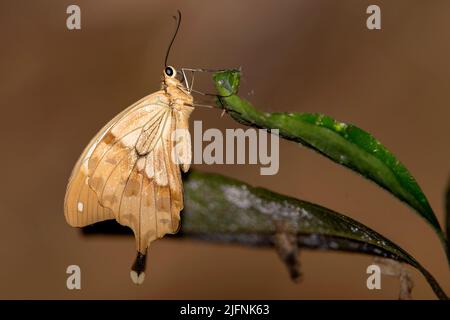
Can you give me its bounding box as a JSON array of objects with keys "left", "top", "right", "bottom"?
[
  {"left": 182, "top": 171, "right": 448, "bottom": 300},
  {"left": 213, "top": 70, "right": 449, "bottom": 264}
]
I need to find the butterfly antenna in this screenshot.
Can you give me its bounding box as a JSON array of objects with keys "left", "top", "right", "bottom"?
[{"left": 164, "top": 10, "right": 182, "bottom": 67}]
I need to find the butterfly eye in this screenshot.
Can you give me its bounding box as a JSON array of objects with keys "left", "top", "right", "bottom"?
[{"left": 165, "top": 66, "right": 176, "bottom": 78}]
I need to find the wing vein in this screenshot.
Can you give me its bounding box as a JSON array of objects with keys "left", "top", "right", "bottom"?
[
  {"left": 89, "top": 126, "right": 143, "bottom": 179},
  {"left": 118, "top": 161, "right": 138, "bottom": 223},
  {"left": 99, "top": 152, "right": 129, "bottom": 202}
]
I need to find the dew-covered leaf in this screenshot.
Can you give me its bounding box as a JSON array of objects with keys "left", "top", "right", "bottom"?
[{"left": 182, "top": 171, "right": 447, "bottom": 300}]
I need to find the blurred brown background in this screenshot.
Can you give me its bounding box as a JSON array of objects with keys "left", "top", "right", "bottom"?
[{"left": 1, "top": 0, "right": 449, "bottom": 299}]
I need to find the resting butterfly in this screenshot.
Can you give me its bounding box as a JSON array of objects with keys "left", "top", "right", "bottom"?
[{"left": 64, "top": 64, "right": 194, "bottom": 284}]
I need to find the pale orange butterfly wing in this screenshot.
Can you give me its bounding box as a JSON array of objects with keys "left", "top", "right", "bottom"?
[
  {"left": 63, "top": 95, "right": 154, "bottom": 228},
  {"left": 64, "top": 88, "right": 193, "bottom": 253}
]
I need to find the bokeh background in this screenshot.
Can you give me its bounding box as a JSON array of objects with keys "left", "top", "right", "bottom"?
[{"left": 1, "top": 0, "right": 449, "bottom": 299}]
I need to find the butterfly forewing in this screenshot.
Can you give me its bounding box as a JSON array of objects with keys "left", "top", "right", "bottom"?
[{"left": 64, "top": 90, "right": 190, "bottom": 253}]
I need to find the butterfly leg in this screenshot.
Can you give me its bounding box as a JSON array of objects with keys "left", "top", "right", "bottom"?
[
  {"left": 181, "top": 67, "right": 241, "bottom": 96},
  {"left": 130, "top": 251, "right": 147, "bottom": 285},
  {"left": 178, "top": 67, "right": 238, "bottom": 110}
]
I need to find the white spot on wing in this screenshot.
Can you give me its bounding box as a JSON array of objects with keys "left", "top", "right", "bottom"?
[
  {"left": 145, "top": 152, "right": 154, "bottom": 178},
  {"left": 155, "top": 169, "right": 168, "bottom": 186},
  {"left": 121, "top": 129, "right": 142, "bottom": 148},
  {"left": 77, "top": 202, "right": 84, "bottom": 212},
  {"left": 136, "top": 157, "right": 146, "bottom": 171}
]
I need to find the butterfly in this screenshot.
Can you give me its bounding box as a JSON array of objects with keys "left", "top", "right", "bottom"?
[
  {"left": 64, "top": 10, "right": 235, "bottom": 284},
  {"left": 62, "top": 9, "right": 207, "bottom": 285},
  {"left": 64, "top": 64, "right": 195, "bottom": 284}
]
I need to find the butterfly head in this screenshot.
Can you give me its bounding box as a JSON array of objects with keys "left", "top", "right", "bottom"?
[
  {"left": 163, "top": 65, "right": 181, "bottom": 87},
  {"left": 162, "top": 66, "right": 194, "bottom": 108},
  {"left": 163, "top": 65, "right": 191, "bottom": 96}
]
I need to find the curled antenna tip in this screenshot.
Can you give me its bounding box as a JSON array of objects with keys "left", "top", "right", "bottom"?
[{"left": 165, "top": 10, "right": 182, "bottom": 67}]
